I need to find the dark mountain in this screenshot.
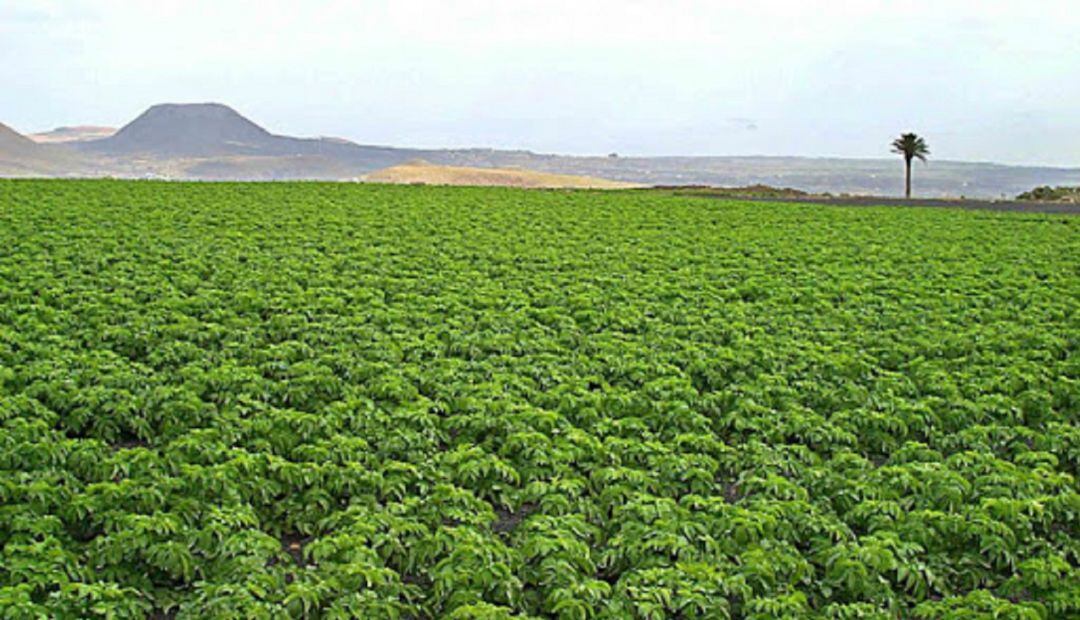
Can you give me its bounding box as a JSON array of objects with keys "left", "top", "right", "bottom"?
[
  {"left": 77, "top": 103, "right": 421, "bottom": 172},
  {"left": 83, "top": 103, "right": 272, "bottom": 156}
]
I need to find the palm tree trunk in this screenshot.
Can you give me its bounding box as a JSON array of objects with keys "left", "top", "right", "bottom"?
[{"left": 905, "top": 158, "right": 912, "bottom": 199}]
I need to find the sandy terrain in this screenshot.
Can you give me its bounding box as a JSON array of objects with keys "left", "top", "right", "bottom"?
[
  {"left": 29, "top": 126, "right": 116, "bottom": 144},
  {"left": 364, "top": 160, "right": 642, "bottom": 189}
]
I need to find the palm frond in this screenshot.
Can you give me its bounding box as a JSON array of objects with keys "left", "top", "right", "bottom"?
[{"left": 891, "top": 133, "right": 930, "bottom": 161}]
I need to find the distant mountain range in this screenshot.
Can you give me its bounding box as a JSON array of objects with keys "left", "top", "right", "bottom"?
[
  {"left": 30, "top": 126, "right": 116, "bottom": 144},
  {"left": 4, "top": 102, "right": 1080, "bottom": 197}
]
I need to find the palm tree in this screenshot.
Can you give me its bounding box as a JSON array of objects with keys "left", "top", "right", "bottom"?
[{"left": 891, "top": 133, "right": 930, "bottom": 199}]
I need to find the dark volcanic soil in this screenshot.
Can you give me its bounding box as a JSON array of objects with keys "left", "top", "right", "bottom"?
[{"left": 713, "top": 194, "right": 1080, "bottom": 215}]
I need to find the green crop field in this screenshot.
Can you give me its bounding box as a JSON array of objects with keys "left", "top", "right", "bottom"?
[{"left": 0, "top": 180, "right": 1077, "bottom": 619}]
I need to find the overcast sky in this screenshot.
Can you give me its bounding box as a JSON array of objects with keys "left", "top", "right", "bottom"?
[{"left": 2, "top": 0, "right": 1079, "bottom": 166}]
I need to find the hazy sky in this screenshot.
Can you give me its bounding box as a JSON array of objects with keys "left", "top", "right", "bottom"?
[{"left": 3, "top": 0, "right": 1079, "bottom": 166}]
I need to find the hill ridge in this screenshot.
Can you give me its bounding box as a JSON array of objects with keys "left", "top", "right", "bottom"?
[
  {"left": 0, "top": 122, "right": 35, "bottom": 147},
  {"left": 0, "top": 122, "right": 96, "bottom": 176},
  {"left": 31, "top": 125, "right": 118, "bottom": 144},
  {"left": 84, "top": 102, "right": 273, "bottom": 157},
  {"left": 4, "top": 102, "right": 1080, "bottom": 196},
  {"left": 76, "top": 103, "right": 423, "bottom": 172}
]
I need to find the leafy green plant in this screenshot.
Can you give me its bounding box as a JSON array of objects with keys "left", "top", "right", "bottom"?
[{"left": 0, "top": 179, "right": 1076, "bottom": 617}]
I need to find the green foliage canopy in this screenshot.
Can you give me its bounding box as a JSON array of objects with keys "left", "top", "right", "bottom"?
[{"left": 0, "top": 180, "right": 1077, "bottom": 618}]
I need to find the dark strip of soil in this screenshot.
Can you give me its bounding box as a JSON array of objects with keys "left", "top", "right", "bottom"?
[{"left": 689, "top": 193, "right": 1080, "bottom": 215}]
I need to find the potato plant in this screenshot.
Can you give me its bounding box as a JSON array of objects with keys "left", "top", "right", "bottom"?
[{"left": 0, "top": 179, "right": 1077, "bottom": 618}]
